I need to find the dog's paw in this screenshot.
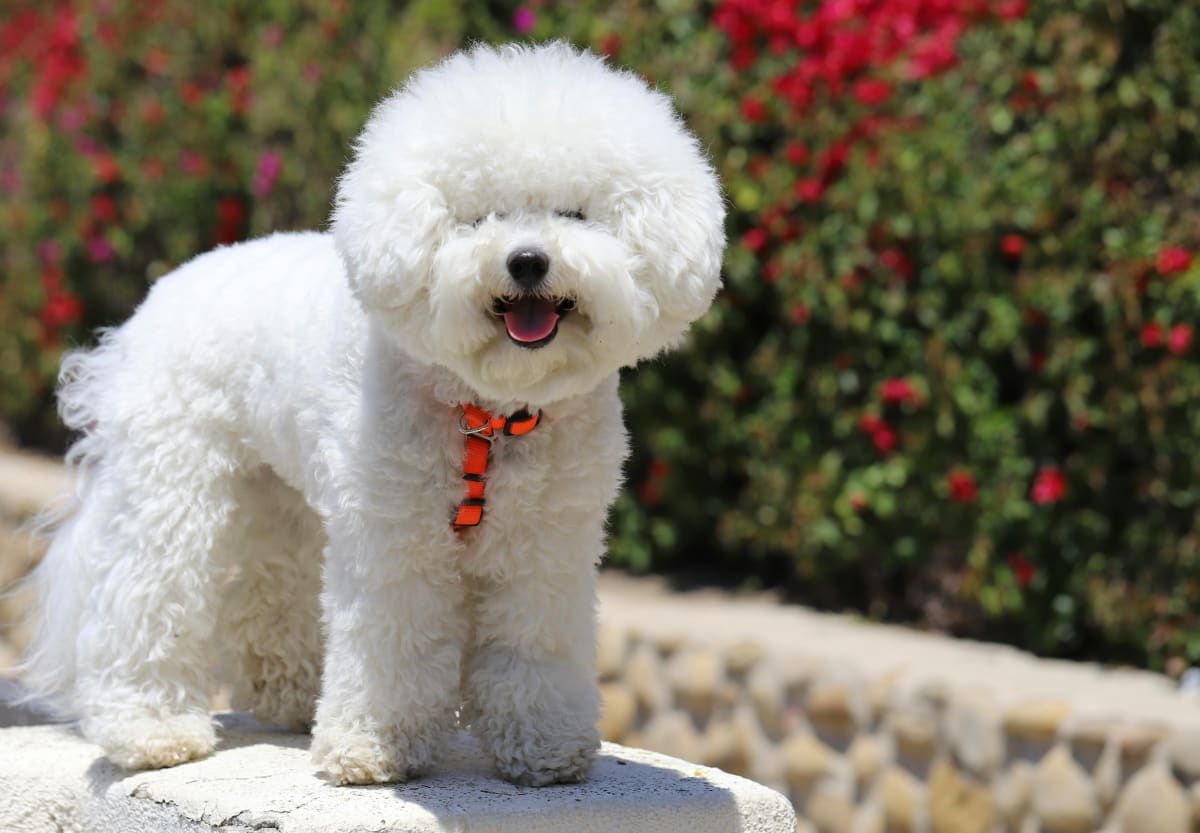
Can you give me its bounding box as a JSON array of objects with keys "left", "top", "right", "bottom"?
[
  {"left": 86, "top": 711, "right": 217, "bottom": 770},
  {"left": 491, "top": 731, "right": 599, "bottom": 786},
  {"left": 310, "top": 726, "right": 439, "bottom": 786}
]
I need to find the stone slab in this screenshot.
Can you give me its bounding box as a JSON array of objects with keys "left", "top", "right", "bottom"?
[{"left": 0, "top": 715, "right": 796, "bottom": 833}]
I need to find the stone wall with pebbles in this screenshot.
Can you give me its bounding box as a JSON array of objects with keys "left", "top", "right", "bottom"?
[
  {"left": 595, "top": 581, "right": 1200, "bottom": 833},
  {"left": 3, "top": 449, "right": 1200, "bottom": 832}
]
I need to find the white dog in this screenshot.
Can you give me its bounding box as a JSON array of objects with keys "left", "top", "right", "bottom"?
[{"left": 21, "top": 41, "right": 724, "bottom": 787}]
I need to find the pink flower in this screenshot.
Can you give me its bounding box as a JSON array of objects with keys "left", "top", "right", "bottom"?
[
  {"left": 1156, "top": 246, "right": 1193, "bottom": 276},
  {"left": 252, "top": 150, "right": 282, "bottom": 198},
  {"left": 179, "top": 150, "right": 209, "bottom": 177},
  {"left": 1030, "top": 467, "right": 1067, "bottom": 505},
  {"left": 1168, "top": 324, "right": 1193, "bottom": 356},
  {"left": 512, "top": 7, "right": 536, "bottom": 34},
  {"left": 38, "top": 239, "right": 61, "bottom": 265},
  {"left": 86, "top": 235, "right": 115, "bottom": 263}
]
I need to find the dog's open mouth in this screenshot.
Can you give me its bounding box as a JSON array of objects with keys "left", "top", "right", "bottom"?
[{"left": 491, "top": 296, "right": 576, "bottom": 349}]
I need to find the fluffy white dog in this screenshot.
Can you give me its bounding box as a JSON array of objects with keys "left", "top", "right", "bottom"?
[{"left": 21, "top": 41, "right": 724, "bottom": 787}]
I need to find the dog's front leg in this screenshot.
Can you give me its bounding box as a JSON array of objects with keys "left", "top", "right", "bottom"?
[
  {"left": 462, "top": 525, "right": 603, "bottom": 786},
  {"left": 311, "top": 521, "right": 466, "bottom": 785}
]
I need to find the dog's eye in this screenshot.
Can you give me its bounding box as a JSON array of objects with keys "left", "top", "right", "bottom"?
[
  {"left": 556, "top": 209, "right": 586, "bottom": 221},
  {"left": 470, "top": 212, "right": 508, "bottom": 228}
]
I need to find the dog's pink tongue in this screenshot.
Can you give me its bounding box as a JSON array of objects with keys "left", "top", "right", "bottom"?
[{"left": 504, "top": 298, "right": 559, "bottom": 343}]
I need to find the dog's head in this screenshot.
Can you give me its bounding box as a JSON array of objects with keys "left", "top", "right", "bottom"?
[{"left": 332, "top": 42, "right": 725, "bottom": 405}]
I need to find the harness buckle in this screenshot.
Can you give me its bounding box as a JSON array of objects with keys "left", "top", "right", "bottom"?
[{"left": 458, "top": 411, "right": 497, "bottom": 443}]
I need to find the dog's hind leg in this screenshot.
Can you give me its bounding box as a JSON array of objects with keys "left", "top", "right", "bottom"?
[
  {"left": 220, "top": 468, "right": 324, "bottom": 731},
  {"left": 61, "top": 434, "right": 246, "bottom": 770}
]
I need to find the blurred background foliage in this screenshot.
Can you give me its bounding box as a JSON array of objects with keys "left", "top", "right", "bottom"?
[{"left": 2, "top": 0, "right": 1198, "bottom": 671}]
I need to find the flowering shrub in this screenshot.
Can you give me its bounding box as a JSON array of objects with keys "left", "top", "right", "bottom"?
[
  {"left": 3, "top": 0, "right": 1199, "bottom": 668},
  {"left": 0, "top": 0, "right": 522, "bottom": 446},
  {"left": 533, "top": 0, "right": 1200, "bottom": 669}
]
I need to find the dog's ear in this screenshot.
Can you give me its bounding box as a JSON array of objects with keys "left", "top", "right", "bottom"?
[
  {"left": 331, "top": 93, "right": 451, "bottom": 313},
  {"left": 331, "top": 163, "right": 449, "bottom": 312},
  {"left": 613, "top": 169, "right": 726, "bottom": 353}
]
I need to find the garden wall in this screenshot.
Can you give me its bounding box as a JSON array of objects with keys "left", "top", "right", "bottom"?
[{"left": 2, "top": 449, "right": 1198, "bottom": 832}]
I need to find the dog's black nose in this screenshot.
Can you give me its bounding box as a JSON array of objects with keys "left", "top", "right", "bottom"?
[{"left": 507, "top": 249, "right": 550, "bottom": 288}]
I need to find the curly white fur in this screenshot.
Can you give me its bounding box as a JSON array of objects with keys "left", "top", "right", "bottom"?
[{"left": 20, "top": 42, "right": 724, "bottom": 786}]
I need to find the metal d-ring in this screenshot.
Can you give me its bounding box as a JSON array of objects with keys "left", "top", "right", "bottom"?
[{"left": 458, "top": 411, "right": 497, "bottom": 442}]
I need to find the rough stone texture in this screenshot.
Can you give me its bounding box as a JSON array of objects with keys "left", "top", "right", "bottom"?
[
  {"left": 1112, "top": 764, "right": 1191, "bottom": 833},
  {"left": 846, "top": 734, "right": 887, "bottom": 790},
  {"left": 597, "top": 682, "right": 637, "bottom": 743},
  {"left": 596, "top": 623, "right": 629, "bottom": 682},
  {"left": 994, "top": 760, "right": 1034, "bottom": 832},
  {"left": 668, "top": 648, "right": 726, "bottom": 720},
  {"left": 806, "top": 781, "right": 855, "bottom": 833},
  {"left": 945, "top": 688, "right": 1003, "bottom": 778},
  {"left": 1033, "top": 744, "right": 1099, "bottom": 833},
  {"left": 1166, "top": 729, "right": 1200, "bottom": 780},
  {"left": 0, "top": 719, "right": 797, "bottom": 833},
  {"left": 927, "top": 759, "right": 994, "bottom": 833},
  {"left": 876, "top": 766, "right": 924, "bottom": 833},
  {"left": 1003, "top": 698, "right": 1070, "bottom": 745},
  {"left": 782, "top": 733, "right": 836, "bottom": 791}
]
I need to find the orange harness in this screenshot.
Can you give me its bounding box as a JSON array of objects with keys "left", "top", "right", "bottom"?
[{"left": 452, "top": 403, "right": 542, "bottom": 530}]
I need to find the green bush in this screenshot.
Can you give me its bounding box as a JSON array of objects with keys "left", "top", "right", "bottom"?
[{"left": 3, "top": 0, "right": 1198, "bottom": 669}]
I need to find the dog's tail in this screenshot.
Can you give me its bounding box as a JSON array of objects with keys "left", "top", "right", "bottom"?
[{"left": 10, "top": 336, "right": 121, "bottom": 718}]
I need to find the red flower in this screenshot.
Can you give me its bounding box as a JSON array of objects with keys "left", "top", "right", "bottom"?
[
  {"left": 1156, "top": 247, "right": 1193, "bottom": 276},
  {"left": 785, "top": 141, "right": 810, "bottom": 166},
  {"left": 1008, "top": 552, "right": 1036, "bottom": 587},
  {"left": 853, "top": 79, "right": 893, "bottom": 106},
  {"left": 997, "top": 0, "right": 1029, "bottom": 20},
  {"left": 849, "top": 492, "right": 869, "bottom": 512},
  {"left": 40, "top": 290, "right": 82, "bottom": 330},
  {"left": 1140, "top": 321, "right": 1164, "bottom": 349},
  {"left": 794, "top": 178, "right": 824, "bottom": 203},
  {"left": 872, "top": 425, "right": 897, "bottom": 454},
  {"left": 599, "top": 33, "right": 622, "bottom": 58},
  {"left": 1168, "top": 324, "right": 1193, "bottom": 356},
  {"left": 946, "top": 469, "right": 978, "bottom": 504},
  {"left": 741, "top": 95, "right": 767, "bottom": 123},
  {"left": 742, "top": 227, "right": 769, "bottom": 252},
  {"left": 91, "top": 194, "right": 116, "bottom": 223},
  {"left": 91, "top": 154, "right": 120, "bottom": 184},
  {"left": 731, "top": 46, "right": 757, "bottom": 71},
  {"left": 858, "top": 413, "right": 883, "bottom": 434},
  {"left": 880, "top": 377, "right": 917, "bottom": 406},
  {"left": 1001, "top": 234, "right": 1025, "bottom": 258},
  {"left": 879, "top": 247, "right": 915, "bottom": 281},
  {"left": 215, "top": 196, "right": 247, "bottom": 245},
  {"left": 790, "top": 303, "right": 810, "bottom": 324},
  {"left": 1030, "top": 467, "right": 1067, "bottom": 505}
]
